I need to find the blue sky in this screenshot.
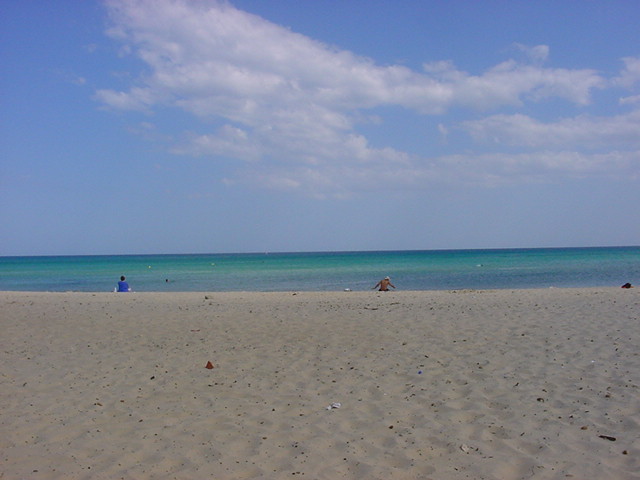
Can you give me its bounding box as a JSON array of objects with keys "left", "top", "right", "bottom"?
[{"left": 1, "top": 0, "right": 639, "bottom": 255}]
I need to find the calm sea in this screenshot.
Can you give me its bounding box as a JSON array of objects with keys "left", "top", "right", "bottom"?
[{"left": 0, "top": 247, "right": 638, "bottom": 292}]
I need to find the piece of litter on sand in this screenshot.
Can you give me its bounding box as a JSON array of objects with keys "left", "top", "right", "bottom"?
[
  {"left": 460, "top": 443, "right": 478, "bottom": 454},
  {"left": 326, "top": 402, "right": 341, "bottom": 410}
]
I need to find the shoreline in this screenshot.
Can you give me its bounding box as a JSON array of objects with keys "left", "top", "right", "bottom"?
[{"left": 2, "top": 288, "right": 639, "bottom": 479}]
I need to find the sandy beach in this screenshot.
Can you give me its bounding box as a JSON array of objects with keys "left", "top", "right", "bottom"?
[{"left": 1, "top": 288, "right": 639, "bottom": 479}]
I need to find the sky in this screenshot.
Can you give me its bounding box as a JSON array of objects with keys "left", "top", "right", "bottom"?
[{"left": 1, "top": 0, "right": 639, "bottom": 256}]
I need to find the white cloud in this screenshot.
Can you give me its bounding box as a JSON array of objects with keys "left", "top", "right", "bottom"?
[
  {"left": 613, "top": 56, "right": 640, "bottom": 88},
  {"left": 427, "top": 59, "right": 603, "bottom": 109},
  {"left": 101, "top": 0, "right": 604, "bottom": 116},
  {"left": 95, "top": 87, "right": 156, "bottom": 112},
  {"left": 84, "top": 43, "right": 98, "bottom": 53},
  {"left": 620, "top": 94, "right": 640, "bottom": 105},
  {"left": 462, "top": 110, "right": 640, "bottom": 149},
  {"left": 238, "top": 149, "right": 639, "bottom": 196},
  {"left": 514, "top": 43, "right": 549, "bottom": 64},
  {"left": 175, "top": 125, "right": 262, "bottom": 161},
  {"left": 98, "top": 0, "right": 630, "bottom": 196},
  {"left": 443, "top": 150, "right": 638, "bottom": 182}
]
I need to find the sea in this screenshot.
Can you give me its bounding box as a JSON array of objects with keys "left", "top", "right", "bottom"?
[{"left": 0, "top": 247, "right": 638, "bottom": 293}]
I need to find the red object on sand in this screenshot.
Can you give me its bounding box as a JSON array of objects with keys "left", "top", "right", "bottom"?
[{"left": 205, "top": 361, "right": 214, "bottom": 369}]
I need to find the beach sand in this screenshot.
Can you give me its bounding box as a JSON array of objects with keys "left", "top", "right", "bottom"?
[{"left": 1, "top": 288, "right": 639, "bottom": 479}]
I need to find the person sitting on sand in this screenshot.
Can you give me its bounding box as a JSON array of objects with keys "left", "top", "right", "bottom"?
[
  {"left": 117, "top": 276, "right": 131, "bottom": 292},
  {"left": 372, "top": 276, "right": 396, "bottom": 291}
]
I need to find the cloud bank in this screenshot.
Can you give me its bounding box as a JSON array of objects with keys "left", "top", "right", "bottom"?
[{"left": 98, "top": 0, "right": 639, "bottom": 196}]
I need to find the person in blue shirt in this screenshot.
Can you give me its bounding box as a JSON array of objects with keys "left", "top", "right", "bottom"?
[{"left": 117, "top": 276, "right": 131, "bottom": 292}]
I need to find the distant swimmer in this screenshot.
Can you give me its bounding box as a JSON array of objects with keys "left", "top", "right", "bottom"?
[
  {"left": 372, "top": 276, "right": 396, "bottom": 291},
  {"left": 117, "top": 276, "right": 131, "bottom": 292}
]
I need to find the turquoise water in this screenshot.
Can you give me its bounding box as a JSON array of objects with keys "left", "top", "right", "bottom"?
[{"left": 0, "top": 247, "right": 638, "bottom": 292}]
